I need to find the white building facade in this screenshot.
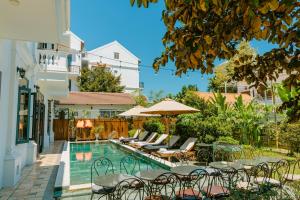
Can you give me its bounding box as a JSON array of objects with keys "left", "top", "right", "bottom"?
[
  {"left": 83, "top": 41, "right": 141, "bottom": 93},
  {"left": 0, "top": 0, "right": 82, "bottom": 188}
]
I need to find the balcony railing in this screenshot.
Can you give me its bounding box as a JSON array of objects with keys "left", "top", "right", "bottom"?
[{"left": 37, "top": 49, "right": 80, "bottom": 76}]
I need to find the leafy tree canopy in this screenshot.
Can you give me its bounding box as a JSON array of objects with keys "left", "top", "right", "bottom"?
[
  {"left": 77, "top": 66, "right": 125, "bottom": 92},
  {"left": 131, "top": 0, "right": 300, "bottom": 121},
  {"left": 175, "top": 84, "right": 198, "bottom": 101},
  {"left": 208, "top": 41, "right": 257, "bottom": 92}
]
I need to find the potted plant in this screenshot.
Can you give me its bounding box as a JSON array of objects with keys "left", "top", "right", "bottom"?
[
  {"left": 91, "top": 124, "right": 104, "bottom": 141},
  {"left": 68, "top": 109, "right": 77, "bottom": 141}
]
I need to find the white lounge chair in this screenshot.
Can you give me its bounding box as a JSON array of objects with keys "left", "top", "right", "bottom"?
[
  {"left": 130, "top": 132, "right": 157, "bottom": 146},
  {"left": 120, "top": 129, "right": 141, "bottom": 143},
  {"left": 143, "top": 135, "right": 180, "bottom": 151},
  {"left": 133, "top": 134, "right": 169, "bottom": 148},
  {"left": 155, "top": 137, "right": 197, "bottom": 160}
]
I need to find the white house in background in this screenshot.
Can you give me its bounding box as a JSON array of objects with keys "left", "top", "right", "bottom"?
[
  {"left": 237, "top": 72, "right": 288, "bottom": 105},
  {"left": 0, "top": 0, "right": 81, "bottom": 188},
  {"left": 83, "top": 41, "right": 141, "bottom": 93}
]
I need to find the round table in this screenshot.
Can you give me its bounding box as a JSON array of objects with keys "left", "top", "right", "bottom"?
[
  {"left": 171, "top": 165, "right": 203, "bottom": 176},
  {"left": 135, "top": 169, "right": 169, "bottom": 181},
  {"left": 94, "top": 173, "right": 133, "bottom": 188},
  {"left": 209, "top": 161, "right": 245, "bottom": 170},
  {"left": 254, "top": 156, "right": 282, "bottom": 164}
]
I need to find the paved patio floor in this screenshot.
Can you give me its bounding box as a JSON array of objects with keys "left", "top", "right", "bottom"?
[{"left": 0, "top": 141, "right": 64, "bottom": 200}]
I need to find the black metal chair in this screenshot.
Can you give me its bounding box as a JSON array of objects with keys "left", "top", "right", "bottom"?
[
  {"left": 196, "top": 146, "right": 213, "bottom": 166},
  {"left": 90, "top": 157, "right": 115, "bottom": 200},
  {"left": 144, "top": 172, "right": 180, "bottom": 200},
  {"left": 284, "top": 158, "right": 300, "bottom": 182},
  {"left": 112, "top": 177, "right": 146, "bottom": 200},
  {"left": 120, "top": 155, "right": 141, "bottom": 175},
  {"left": 176, "top": 168, "right": 208, "bottom": 199},
  {"left": 202, "top": 168, "right": 230, "bottom": 199}
]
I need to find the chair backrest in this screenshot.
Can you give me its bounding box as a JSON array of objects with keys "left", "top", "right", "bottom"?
[
  {"left": 138, "top": 131, "right": 148, "bottom": 141},
  {"left": 133, "top": 129, "right": 141, "bottom": 138},
  {"left": 168, "top": 135, "right": 180, "bottom": 147},
  {"left": 270, "top": 159, "right": 290, "bottom": 186},
  {"left": 249, "top": 162, "right": 270, "bottom": 190},
  {"left": 180, "top": 137, "right": 197, "bottom": 151},
  {"left": 113, "top": 177, "right": 146, "bottom": 200},
  {"left": 205, "top": 168, "right": 229, "bottom": 198},
  {"left": 145, "top": 132, "right": 157, "bottom": 143},
  {"left": 90, "top": 157, "right": 114, "bottom": 185},
  {"left": 153, "top": 134, "right": 168, "bottom": 145},
  {"left": 120, "top": 155, "right": 140, "bottom": 175},
  {"left": 188, "top": 168, "right": 209, "bottom": 191},
  {"left": 148, "top": 172, "right": 180, "bottom": 199},
  {"left": 288, "top": 158, "right": 300, "bottom": 179}
]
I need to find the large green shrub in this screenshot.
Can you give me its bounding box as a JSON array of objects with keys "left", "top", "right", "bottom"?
[
  {"left": 280, "top": 123, "right": 300, "bottom": 155},
  {"left": 175, "top": 113, "right": 233, "bottom": 144},
  {"left": 143, "top": 118, "right": 165, "bottom": 134}
]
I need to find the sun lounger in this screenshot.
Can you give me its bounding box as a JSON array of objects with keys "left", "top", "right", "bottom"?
[
  {"left": 120, "top": 129, "right": 141, "bottom": 143},
  {"left": 153, "top": 137, "right": 197, "bottom": 161},
  {"left": 143, "top": 135, "right": 180, "bottom": 151},
  {"left": 130, "top": 132, "right": 157, "bottom": 147},
  {"left": 132, "top": 134, "right": 169, "bottom": 148}
]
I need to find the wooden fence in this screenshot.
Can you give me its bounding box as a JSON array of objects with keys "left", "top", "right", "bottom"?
[{"left": 53, "top": 119, "right": 129, "bottom": 141}]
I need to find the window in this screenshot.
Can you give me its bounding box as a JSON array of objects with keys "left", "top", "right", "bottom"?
[
  {"left": 114, "top": 52, "right": 120, "bottom": 59},
  {"left": 16, "top": 86, "right": 31, "bottom": 144}
]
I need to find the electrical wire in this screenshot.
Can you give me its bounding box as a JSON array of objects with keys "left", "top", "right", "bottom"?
[{"left": 55, "top": 43, "right": 204, "bottom": 76}]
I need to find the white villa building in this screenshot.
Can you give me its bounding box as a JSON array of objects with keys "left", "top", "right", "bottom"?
[
  {"left": 83, "top": 41, "right": 141, "bottom": 93},
  {"left": 0, "top": 0, "right": 82, "bottom": 188}
]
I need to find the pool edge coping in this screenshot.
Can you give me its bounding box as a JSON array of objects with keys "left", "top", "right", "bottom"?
[{"left": 54, "top": 139, "right": 177, "bottom": 196}]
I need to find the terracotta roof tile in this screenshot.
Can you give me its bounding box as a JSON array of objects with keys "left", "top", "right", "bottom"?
[
  {"left": 194, "top": 92, "right": 252, "bottom": 104},
  {"left": 59, "top": 92, "right": 136, "bottom": 105}
]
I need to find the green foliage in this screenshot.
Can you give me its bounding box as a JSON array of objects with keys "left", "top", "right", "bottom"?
[
  {"left": 130, "top": 0, "right": 300, "bottom": 122},
  {"left": 143, "top": 118, "right": 165, "bottom": 134},
  {"left": 77, "top": 66, "right": 125, "bottom": 92},
  {"left": 280, "top": 122, "right": 300, "bottom": 154},
  {"left": 133, "top": 90, "right": 148, "bottom": 107},
  {"left": 91, "top": 125, "right": 104, "bottom": 134},
  {"left": 175, "top": 85, "right": 198, "bottom": 101},
  {"left": 181, "top": 91, "right": 217, "bottom": 116},
  {"left": 149, "top": 90, "right": 165, "bottom": 103},
  {"left": 128, "top": 129, "right": 137, "bottom": 137},
  {"left": 217, "top": 136, "right": 239, "bottom": 145},
  {"left": 277, "top": 83, "right": 300, "bottom": 122}
]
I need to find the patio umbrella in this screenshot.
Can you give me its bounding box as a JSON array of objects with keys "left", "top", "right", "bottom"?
[
  {"left": 118, "top": 105, "right": 160, "bottom": 117},
  {"left": 141, "top": 99, "right": 199, "bottom": 133}
]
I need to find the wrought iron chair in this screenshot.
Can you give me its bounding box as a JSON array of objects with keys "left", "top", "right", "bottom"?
[
  {"left": 202, "top": 168, "right": 231, "bottom": 199},
  {"left": 90, "top": 157, "right": 115, "bottom": 200},
  {"left": 196, "top": 146, "right": 213, "bottom": 166},
  {"left": 112, "top": 177, "right": 146, "bottom": 200},
  {"left": 175, "top": 168, "right": 209, "bottom": 199},
  {"left": 120, "top": 155, "right": 141, "bottom": 175},
  {"left": 284, "top": 158, "right": 300, "bottom": 182},
  {"left": 144, "top": 172, "right": 180, "bottom": 200}
]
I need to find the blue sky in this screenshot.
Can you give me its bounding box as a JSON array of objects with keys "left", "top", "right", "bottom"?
[{"left": 71, "top": 0, "right": 275, "bottom": 97}]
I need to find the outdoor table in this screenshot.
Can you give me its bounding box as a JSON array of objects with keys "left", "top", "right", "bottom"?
[
  {"left": 254, "top": 156, "right": 282, "bottom": 164},
  {"left": 94, "top": 173, "right": 134, "bottom": 188},
  {"left": 94, "top": 173, "right": 134, "bottom": 200},
  {"left": 212, "top": 143, "right": 243, "bottom": 161},
  {"left": 135, "top": 169, "right": 169, "bottom": 181},
  {"left": 209, "top": 161, "right": 245, "bottom": 170},
  {"left": 171, "top": 165, "right": 203, "bottom": 176}
]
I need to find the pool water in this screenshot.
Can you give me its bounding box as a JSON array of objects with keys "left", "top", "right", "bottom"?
[{"left": 70, "top": 142, "right": 169, "bottom": 185}]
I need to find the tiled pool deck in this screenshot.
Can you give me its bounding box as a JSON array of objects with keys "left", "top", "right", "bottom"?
[{"left": 0, "top": 141, "right": 64, "bottom": 200}]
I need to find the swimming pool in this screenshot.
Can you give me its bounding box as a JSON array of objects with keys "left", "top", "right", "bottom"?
[{"left": 70, "top": 141, "right": 170, "bottom": 185}]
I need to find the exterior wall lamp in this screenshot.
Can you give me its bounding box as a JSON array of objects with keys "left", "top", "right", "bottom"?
[
  {"left": 34, "top": 85, "right": 40, "bottom": 92},
  {"left": 17, "top": 67, "right": 26, "bottom": 79}
]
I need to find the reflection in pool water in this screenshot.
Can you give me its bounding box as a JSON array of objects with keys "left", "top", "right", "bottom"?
[{"left": 70, "top": 142, "right": 169, "bottom": 185}]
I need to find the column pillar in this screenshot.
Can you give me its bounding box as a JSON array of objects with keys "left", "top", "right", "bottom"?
[
  {"left": 50, "top": 100, "right": 55, "bottom": 143},
  {"left": 43, "top": 96, "right": 50, "bottom": 150},
  {"left": 3, "top": 41, "right": 22, "bottom": 186}
]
